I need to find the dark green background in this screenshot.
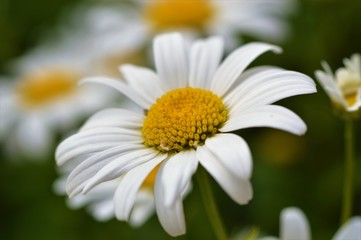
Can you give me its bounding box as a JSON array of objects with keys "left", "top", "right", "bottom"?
[{"left": 1, "top": 0, "right": 361, "bottom": 239}]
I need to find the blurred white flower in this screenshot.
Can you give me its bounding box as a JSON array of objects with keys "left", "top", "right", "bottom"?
[
  {"left": 0, "top": 40, "right": 117, "bottom": 160},
  {"left": 54, "top": 172, "right": 156, "bottom": 227},
  {"left": 315, "top": 54, "right": 361, "bottom": 118},
  {"left": 56, "top": 33, "right": 315, "bottom": 236},
  {"left": 0, "top": 4, "right": 150, "bottom": 160},
  {"left": 259, "top": 207, "right": 361, "bottom": 240},
  {"left": 60, "top": 4, "right": 148, "bottom": 76},
  {"left": 85, "top": 0, "right": 295, "bottom": 51}
]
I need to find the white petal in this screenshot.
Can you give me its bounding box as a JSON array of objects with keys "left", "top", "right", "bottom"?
[
  {"left": 63, "top": 128, "right": 140, "bottom": 148},
  {"left": 205, "top": 133, "right": 252, "bottom": 179},
  {"left": 82, "top": 148, "right": 159, "bottom": 193},
  {"left": 80, "top": 76, "right": 151, "bottom": 109},
  {"left": 315, "top": 69, "right": 344, "bottom": 105},
  {"left": 225, "top": 70, "right": 316, "bottom": 111},
  {"left": 189, "top": 36, "right": 224, "bottom": 89},
  {"left": 81, "top": 108, "right": 144, "bottom": 130},
  {"left": 159, "top": 150, "right": 198, "bottom": 207},
  {"left": 153, "top": 33, "right": 189, "bottom": 91},
  {"left": 120, "top": 64, "right": 165, "bottom": 104},
  {"left": 210, "top": 42, "right": 282, "bottom": 96},
  {"left": 196, "top": 145, "right": 253, "bottom": 205},
  {"left": 221, "top": 105, "right": 307, "bottom": 136},
  {"left": 0, "top": 84, "right": 18, "bottom": 139},
  {"left": 114, "top": 153, "right": 166, "bottom": 221},
  {"left": 66, "top": 144, "right": 142, "bottom": 197},
  {"left": 56, "top": 127, "right": 142, "bottom": 165},
  {"left": 154, "top": 163, "right": 186, "bottom": 237},
  {"left": 224, "top": 66, "right": 283, "bottom": 92},
  {"left": 129, "top": 190, "right": 155, "bottom": 228},
  {"left": 280, "top": 207, "right": 311, "bottom": 240},
  {"left": 15, "top": 115, "right": 53, "bottom": 159},
  {"left": 332, "top": 217, "right": 361, "bottom": 240},
  {"left": 89, "top": 198, "right": 115, "bottom": 222}
]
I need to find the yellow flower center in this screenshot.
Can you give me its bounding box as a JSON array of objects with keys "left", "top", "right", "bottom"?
[
  {"left": 142, "top": 87, "right": 228, "bottom": 152},
  {"left": 340, "top": 80, "right": 361, "bottom": 108},
  {"left": 16, "top": 69, "right": 79, "bottom": 108},
  {"left": 143, "top": 0, "right": 215, "bottom": 31}
]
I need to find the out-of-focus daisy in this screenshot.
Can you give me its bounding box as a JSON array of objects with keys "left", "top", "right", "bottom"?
[
  {"left": 56, "top": 33, "right": 316, "bottom": 236},
  {"left": 0, "top": 4, "right": 149, "bottom": 160},
  {"left": 54, "top": 155, "right": 190, "bottom": 226},
  {"left": 117, "top": 0, "right": 295, "bottom": 49},
  {"left": 54, "top": 173, "right": 156, "bottom": 227},
  {"left": 0, "top": 40, "right": 115, "bottom": 160},
  {"left": 259, "top": 207, "right": 361, "bottom": 240},
  {"left": 61, "top": 4, "right": 148, "bottom": 76},
  {"left": 315, "top": 54, "right": 361, "bottom": 118}
]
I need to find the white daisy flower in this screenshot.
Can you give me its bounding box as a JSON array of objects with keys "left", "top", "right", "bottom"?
[
  {"left": 56, "top": 33, "right": 316, "bottom": 236},
  {"left": 61, "top": 4, "right": 148, "bottom": 76},
  {"left": 111, "top": 0, "right": 295, "bottom": 50},
  {"left": 259, "top": 207, "right": 361, "bottom": 240},
  {"left": 54, "top": 175, "right": 156, "bottom": 227},
  {"left": 315, "top": 54, "right": 361, "bottom": 118},
  {"left": 0, "top": 39, "right": 116, "bottom": 160}
]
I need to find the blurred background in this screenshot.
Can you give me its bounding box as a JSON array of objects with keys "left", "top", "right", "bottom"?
[{"left": 0, "top": 0, "right": 360, "bottom": 239}]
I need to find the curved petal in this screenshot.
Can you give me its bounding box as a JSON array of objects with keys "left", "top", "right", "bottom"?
[
  {"left": 205, "top": 133, "right": 252, "bottom": 179},
  {"left": 224, "top": 68, "right": 285, "bottom": 104},
  {"left": 66, "top": 144, "right": 142, "bottom": 197},
  {"left": 332, "top": 217, "right": 361, "bottom": 240},
  {"left": 15, "top": 115, "right": 53, "bottom": 159},
  {"left": 225, "top": 70, "right": 316, "bottom": 111},
  {"left": 158, "top": 150, "right": 198, "bottom": 207},
  {"left": 129, "top": 190, "right": 155, "bottom": 227},
  {"left": 281, "top": 207, "right": 311, "bottom": 240},
  {"left": 80, "top": 77, "right": 151, "bottom": 109},
  {"left": 81, "top": 108, "right": 144, "bottom": 130},
  {"left": 225, "top": 66, "right": 283, "bottom": 91},
  {"left": 153, "top": 33, "right": 189, "bottom": 91},
  {"left": 89, "top": 198, "right": 115, "bottom": 222},
  {"left": 196, "top": 144, "right": 253, "bottom": 205},
  {"left": 210, "top": 42, "right": 282, "bottom": 96},
  {"left": 82, "top": 148, "right": 159, "bottom": 193},
  {"left": 56, "top": 127, "right": 142, "bottom": 165},
  {"left": 120, "top": 64, "right": 165, "bottom": 104},
  {"left": 315, "top": 69, "right": 344, "bottom": 105},
  {"left": 189, "top": 36, "right": 224, "bottom": 89},
  {"left": 154, "top": 163, "right": 186, "bottom": 237},
  {"left": 221, "top": 105, "right": 307, "bottom": 136},
  {"left": 114, "top": 154, "right": 166, "bottom": 221}
]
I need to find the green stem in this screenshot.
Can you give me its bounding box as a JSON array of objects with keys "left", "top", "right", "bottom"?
[
  {"left": 196, "top": 167, "right": 228, "bottom": 240},
  {"left": 341, "top": 119, "right": 355, "bottom": 224}
]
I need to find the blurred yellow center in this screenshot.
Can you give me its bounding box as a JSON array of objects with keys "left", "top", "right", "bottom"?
[
  {"left": 17, "top": 69, "right": 78, "bottom": 108},
  {"left": 143, "top": 0, "right": 215, "bottom": 31},
  {"left": 341, "top": 82, "right": 361, "bottom": 107},
  {"left": 142, "top": 87, "right": 228, "bottom": 152},
  {"left": 344, "top": 92, "right": 358, "bottom": 107},
  {"left": 338, "top": 76, "right": 361, "bottom": 108}
]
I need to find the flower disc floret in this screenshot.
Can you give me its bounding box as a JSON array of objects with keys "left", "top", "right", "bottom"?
[{"left": 142, "top": 87, "right": 228, "bottom": 152}]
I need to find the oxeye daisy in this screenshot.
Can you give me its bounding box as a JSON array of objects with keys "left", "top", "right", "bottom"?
[
  {"left": 0, "top": 39, "right": 117, "bottom": 160},
  {"left": 106, "top": 0, "right": 294, "bottom": 51},
  {"left": 315, "top": 54, "right": 361, "bottom": 118},
  {"left": 56, "top": 33, "right": 316, "bottom": 236},
  {"left": 54, "top": 172, "right": 161, "bottom": 227},
  {"left": 315, "top": 54, "right": 360, "bottom": 224},
  {"left": 63, "top": 4, "right": 147, "bottom": 76},
  {"left": 259, "top": 207, "right": 361, "bottom": 240}
]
